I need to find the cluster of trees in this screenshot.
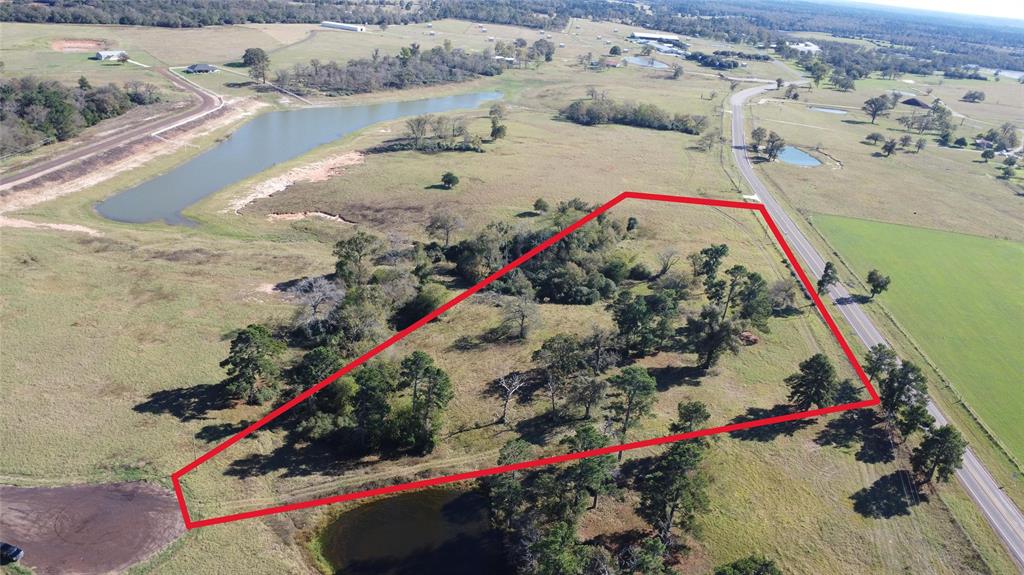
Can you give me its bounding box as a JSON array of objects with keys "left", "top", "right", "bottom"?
[
  {"left": 749, "top": 127, "right": 786, "bottom": 161},
  {"left": 712, "top": 50, "right": 772, "bottom": 62},
  {"left": 863, "top": 344, "right": 966, "bottom": 485},
  {"left": 482, "top": 398, "right": 715, "bottom": 575},
  {"left": 961, "top": 90, "right": 986, "bottom": 103},
  {"left": 866, "top": 133, "right": 927, "bottom": 156},
  {"left": 560, "top": 92, "right": 708, "bottom": 135},
  {"left": 685, "top": 51, "right": 740, "bottom": 70},
  {"left": 0, "top": 75, "right": 161, "bottom": 156},
  {"left": 276, "top": 43, "right": 506, "bottom": 96},
  {"left": 978, "top": 122, "right": 1020, "bottom": 152},
  {"left": 943, "top": 68, "right": 988, "bottom": 81},
  {"left": 493, "top": 37, "right": 557, "bottom": 65}
]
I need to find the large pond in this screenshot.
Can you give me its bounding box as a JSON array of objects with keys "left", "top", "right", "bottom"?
[
  {"left": 809, "top": 106, "right": 848, "bottom": 115},
  {"left": 318, "top": 489, "right": 510, "bottom": 575},
  {"left": 777, "top": 146, "right": 822, "bottom": 166},
  {"left": 624, "top": 56, "right": 669, "bottom": 69},
  {"left": 95, "top": 91, "right": 502, "bottom": 225}
]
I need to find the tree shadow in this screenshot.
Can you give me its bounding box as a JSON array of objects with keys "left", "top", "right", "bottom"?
[
  {"left": 515, "top": 211, "right": 541, "bottom": 218},
  {"left": 133, "top": 382, "right": 233, "bottom": 421},
  {"left": 424, "top": 184, "right": 450, "bottom": 191},
  {"left": 514, "top": 410, "right": 571, "bottom": 446},
  {"left": 648, "top": 365, "right": 703, "bottom": 391},
  {"left": 440, "top": 490, "right": 490, "bottom": 525},
  {"left": 222, "top": 432, "right": 389, "bottom": 479},
  {"left": 815, "top": 409, "right": 881, "bottom": 450},
  {"left": 835, "top": 293, "right": 871, "bottom": 305},
  {"left": 727, "top": 404, "right": 815, "bottom": 442},
  {"left": 851, "top": 471, "right": 927, "bottom": 518},
  {"left": 842, "top": 119, "right": 873, "bottom": 125},
  {"left": 195, "top": 421, "right": 251, "bottom": 444}
]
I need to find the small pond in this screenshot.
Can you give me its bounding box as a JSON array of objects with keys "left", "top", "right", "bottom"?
[
  {"left": 624, "top": 56, "right": 669, "bottom": 69},
  {"left": 809, "top": 106, "right": 848, "bottom": 115},
  {"left": 318, "top": 489, "right": 511, "bottom": 575},
  {"left": 95, "top": 91, "right": 502, "bottom": 225},
  {"left": 777, "top": 146, "right": 822, "bottom": 166}
]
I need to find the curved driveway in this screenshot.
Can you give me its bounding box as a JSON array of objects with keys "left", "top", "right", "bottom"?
[{"left": 730, "top": 82, "right": 1024, "bottom": 571}]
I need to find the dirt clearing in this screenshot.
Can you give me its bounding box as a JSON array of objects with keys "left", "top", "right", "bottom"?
[
  {"left": 50, "top": 39, "right": 107, "bottom": 52},
  {"left": 0, "top": 482, "right": 184, "bottom": 574},
  {"left": 227, "top": 151, "right": 364, "bottom": 213}
]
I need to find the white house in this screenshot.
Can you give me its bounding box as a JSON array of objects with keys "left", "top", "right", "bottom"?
[
  {"left": 321, "top": 21, "right": 365, "bottom": 32},
  {"left": 94, "top": 50, "right": 127, "bottom": 61}
]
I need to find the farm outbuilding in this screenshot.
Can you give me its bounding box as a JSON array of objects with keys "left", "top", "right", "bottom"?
[
  {"left": 185, "top": 63, "right": 217, "bottom": 74},
  {"left": 94, "top": 50, "right": 127, "bottom": 61},
  {"left": 321, "top": 21, "right": 365, "bottom": 32}
]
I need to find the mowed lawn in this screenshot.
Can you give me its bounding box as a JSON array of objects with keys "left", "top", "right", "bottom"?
[{"left": 814, "top": 214, "right": 1024, "bottom": 462}]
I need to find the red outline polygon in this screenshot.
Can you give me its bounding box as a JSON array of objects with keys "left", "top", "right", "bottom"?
[{"left": 172, "top": 192, "right": 879, "bottom": 528}]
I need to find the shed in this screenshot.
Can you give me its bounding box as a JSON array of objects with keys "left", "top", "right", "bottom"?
[
  {"left": 185, "top": 63, "right": 217, "bottom": 74},
  {"left": 321, "top": 21, "right": 365, "bottom": 32}
]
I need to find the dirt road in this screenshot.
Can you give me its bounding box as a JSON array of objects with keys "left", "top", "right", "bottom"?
[
  {"left": 0, "top": 482, "right": 184, "bottom": 574},
  {"left": 0, "top": 68, "right": 221, "bottom": 191}
]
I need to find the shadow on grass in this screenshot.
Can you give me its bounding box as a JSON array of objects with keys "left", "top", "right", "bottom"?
[
  {"left": 515, "top": 410, "right": 573, "bottom": 446},
  {"left": 424, "top": 184, "right": 451, "bottom": 191},
  {"left": 727, "top": 404, "right": 815, "bottom": 442},
  {"left": 134, "top": 382, "right": 233, "bottom": 421},
  {"left": 835, "top": 293, "right": 872, "bottom": 305},
  {"left": 648, "top": 365, "right": 703, "bottom": 391},
  {"left": 851, "top": 470, "right": 927, "bottom": 518},
  {"left": 815, "top": 408, "right": 894, "bottom": 464},
  {"left": 842, "top": 119, "right": 873, "bottom": 126},
  {"left": 195, "top": 421, "right": 251, "bottom": 444}
]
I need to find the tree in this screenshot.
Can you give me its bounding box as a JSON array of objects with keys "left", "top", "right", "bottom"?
[
  {"left": 911, "top": 425, "right": 967, "bottom": 485},
  {"left": 776, "top": 77, "right": 785, "bottom": 89},
  {"left": 561, "top": 424, "right": 616, "bottom": 508},
  {"left": 641, "top": 45, "right": 653, "bottom": 57},
  {"left": 714, "top": 555, "right": 783, "bottom": 575},
  {"left": 671, "top": 64, "right": 684, "bottom": 80},
  {"left": 636, "top": 439, "right": 709, "bottom": 544},
  {"left": 484, "top": 439, "right": 532, "bottom": 528},
  {"left": 981, "top": 149, "right": 995, "bottom": 162},
  {"left": 293, "top": 276, "right": 344, "bottom": 338},
  {"left": 496, "top": 372, "right": 527, "bottom": 423},
  {"left": 220, "top": 324, "right": 285, "bottom": 404},
  {"left": 896, "top": 402, "right": 935, "bottom": 442},
  {"left": 117, "top": 52, "right": 129, "bottom": 65},
  {"left": 353, "top": 362, "right": 397, "bottom": 450},
  {"left": 750, "top": 126, "right": 767, "bottom": 150},
  {"left": 242, "top": 47, "right": 270, "bottom": 83},
  {"left": 898, "top": 134, "right": 913, "bottom": 148},
  {"left": 609, "top": 367, "right": 658, "bottom": 452},
  {"left": 334, "top": 230, "right": 381, "bottom": 286},
  {"left": 954, "top": 136, "right": 969, "bottom": 147},
  {"left": 425, "top": 210, "right": 464, "bottom": 247},
  {"left": 405, "top": 115, "right": 431, "bottom": 148},
  {"left": 610, "top": 45, "right": 622, "bottom": 56},
  {"left": 862, "top": 96, "right": 890, "bottom": 124},
  {"left": 441, "top": 171, "right": 460, "bottom": 189},
  {"left": 502, "top": 293, "right": 540, "bottom": 339},
  {"left": 915, "top": 137, "right": 927, "bottom": 152},
  {"left": 395, "top": 283, "right": 448, "bottom": 329},
  {"left": 881, "top": 138, "right": 898, "bottom": 156},
  {"left": 489, "top": 102, "right": 507, "bottom": 122},
  {"left": 866, "top": 269, "right": 891, "bottom": 299},
  {"left": 533, "top": 334, "right": 586, "bottom": 412},
  {"left": 490, "top": 121, "right": 507, "bottom": 139},
  {"left": 785, "top": 353, "right": 840, "bottom": 410},
  {"left": 684, "top": 305, "right": 741, "bottom": 370},
  {"left": 962, "top": 90, "right": 986, "bottom": 103},
  {"left": 866, "top": 132, "right": 885, "bottom": 145},
  {"left": 619, "top": 538, "right": 670, "bottom": 574},
  {"left": 764, "top": 131, "right": 786, "bottom": 161},
  {"left": 863, "top": 343, "right": 898, "bottom": 382},
  {"left": 670, "top": 400, "right": 710, "bottom": 434},
  {"left": 879, "top": 361, "right": 928, "bottom": 419},
  {"left": 531, "top": 521, "right": 587, "bottom": 575},
  {"left": 534, "top": 197, "right": 550, "bottom": 213},
  {"left": 411, "top": 364, "right": 453, "bottom": 450},
  {"left": 816, "top": 261, "right": 839, "bottom": 295}
]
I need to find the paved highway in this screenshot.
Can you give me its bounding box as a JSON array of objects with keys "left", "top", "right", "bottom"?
[
  {"left": 729, "top": 82, "right": 1024, "bottom": 571},
  {"left": 0, "top": 68, "right": 222, "bottom": 191}
]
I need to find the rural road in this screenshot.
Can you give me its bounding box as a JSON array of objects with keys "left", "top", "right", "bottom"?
[
  {"left": 729, "top": 82, "right": 1024, "bottom": 571},
  {"left": 0, "top": 68, "right": 222, "bottom": 191}
]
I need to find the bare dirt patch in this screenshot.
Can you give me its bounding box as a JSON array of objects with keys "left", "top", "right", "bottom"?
[
  {"left": 227, "top": 151, "right": 364, "bottom": 213},
  {"left": 50, "top": 39, "right": 107, "bottom": 53},
  {"left": 0, "top": 482, "right": 184, "bottom": 574},
  {"left": 266, "top": 211, "right": 356, "bottom": 224}
]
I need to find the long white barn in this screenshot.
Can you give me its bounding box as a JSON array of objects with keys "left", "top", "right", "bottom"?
[{"left": 321, "top": 21, "right": 365, "bottom": 32}]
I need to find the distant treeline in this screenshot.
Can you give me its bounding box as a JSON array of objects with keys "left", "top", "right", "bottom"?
[
  {"left": 712, "top": 50, "right": 772, "bottom": 62},
  {"left": 0, "top": 76, "right": 161, "bottom": 156},
  {"left": 276, "top": 44, "right": 504, "bottom": 96},
  {"left": 560, "top": 94, "right": 708, "bottom": 136}
]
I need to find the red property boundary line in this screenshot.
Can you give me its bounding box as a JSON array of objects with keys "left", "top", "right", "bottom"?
[{"left": 172, "top": 192, "right": 880, "bottom": 529}]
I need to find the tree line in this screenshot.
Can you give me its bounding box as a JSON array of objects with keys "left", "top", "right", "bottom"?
[
  {"left": 560, "top": 91, "right": 708, "bottom": 136},
  {"left": 0, "top": 75, "right": 162, "bottom": 156},
  {"left": 274, "top": 42, "right": 508, "bottom": 96}
]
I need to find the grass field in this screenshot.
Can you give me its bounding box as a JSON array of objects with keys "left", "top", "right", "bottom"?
[
  {"left": 813, "top": 214, "right": 1024, "bottom": 463},
  {"left": 1, "top": 17, "right": 1020, "bottom": 575}
]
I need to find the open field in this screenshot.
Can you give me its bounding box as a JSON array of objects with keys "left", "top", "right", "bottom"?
[
  {"left": 744, "top": 78, "right": 1024, "bottom": 241},
  {"left": 0, "top": 17, "right": 1020, "bottom": 575},
  {"left": 813, "top": 214, "right": 1024, "bottom": 464}
]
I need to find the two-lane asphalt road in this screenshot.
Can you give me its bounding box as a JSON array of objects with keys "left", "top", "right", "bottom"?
[
  {"left": 729, "top": 82, "right": 1024, "bottom": 571},
  {"left": 0, "top": 68, "right": 222, "bottom": 191}
]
